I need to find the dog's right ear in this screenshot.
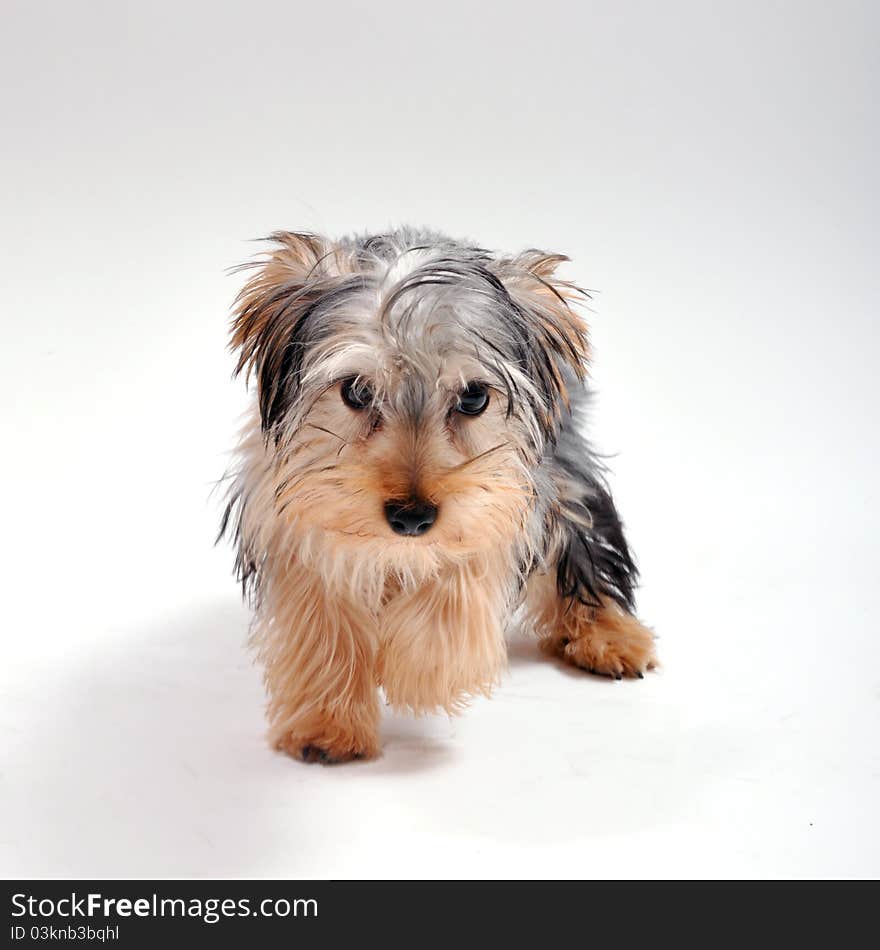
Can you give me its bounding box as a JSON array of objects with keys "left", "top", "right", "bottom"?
[
  {"left": 230, "top": 231, "right": 347, "bottom": 433},
  {"left": 230, "top": 231, "right": 331, "bottom": 382}
]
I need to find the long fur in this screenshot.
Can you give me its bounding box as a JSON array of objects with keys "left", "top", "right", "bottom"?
[{"left": 220, "top": 227, "right": 656, "bottom": 762}]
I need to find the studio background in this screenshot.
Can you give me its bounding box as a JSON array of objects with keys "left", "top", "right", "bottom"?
[{"left": 2, "top": 0, "right": 877, "bottom": 878}]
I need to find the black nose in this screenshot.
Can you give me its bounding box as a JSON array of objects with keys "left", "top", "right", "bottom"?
[{"left": 384, "top": 499, "right": 438, "bottom": 537}]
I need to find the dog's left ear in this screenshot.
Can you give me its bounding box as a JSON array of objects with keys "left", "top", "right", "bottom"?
[
  {"left": 495, "top": 251, "right": 590, "bottom": 377},
  {"left": 492, "top": 250, "right": 591, "bottom": 417}
]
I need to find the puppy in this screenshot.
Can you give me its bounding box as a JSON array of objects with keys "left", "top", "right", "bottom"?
[{"left": 221, "top": 228, "right": 656, "bottom": 763}]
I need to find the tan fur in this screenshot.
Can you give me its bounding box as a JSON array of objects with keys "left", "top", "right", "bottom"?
[
  {"left": 259, "top": 562, "right": 380, "bottom": 763},
  {"left": 377, "top": 549, "right": 512, "bottom": 713},
  {"left": 526, "top": 570, "right": 657, "bottom": 678}
]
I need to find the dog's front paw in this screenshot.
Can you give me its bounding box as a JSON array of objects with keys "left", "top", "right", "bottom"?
[
  {"left": 273, "top": 729, "right": 379, "bottom": 765},
  {"left": 297, "top": 742, "right": 362, "bottom": 765},
  {"left": 543, "top": 603, "right": 658, "bottom": 680}
]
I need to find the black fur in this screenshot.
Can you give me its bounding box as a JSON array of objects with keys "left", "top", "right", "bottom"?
[{"left": 548, "top": 399, "right": 639, "bottom": 613}]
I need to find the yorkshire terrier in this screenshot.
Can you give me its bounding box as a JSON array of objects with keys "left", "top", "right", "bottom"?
[{"left": 221, "top": 228, "right": 656, "bottom": 764}]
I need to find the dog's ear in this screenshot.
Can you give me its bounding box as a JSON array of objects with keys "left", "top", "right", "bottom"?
[
  {"left": 230, "top": 232, "right": 350, "bottom": 433},
  {"left": 230, "top": 231, "right": 331, "bottom": 381},
  {"left": 491, "top": 250, "right": 591, "bottom": 428},
  {"left": 497, "top": 250, "right": 590, "bottom": 376}
]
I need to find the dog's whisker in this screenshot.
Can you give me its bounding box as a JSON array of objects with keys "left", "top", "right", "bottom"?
[
  {"left": 442, "top": 442, "right": 511, "bottom": 475},
  {"left": 305, "top": 422, "right": 349, "bottom": 445}
]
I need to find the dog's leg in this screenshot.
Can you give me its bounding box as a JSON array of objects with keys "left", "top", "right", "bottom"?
[
  {"left": 528, "top": 465, "right": 657, "bottom": 677},
  {"left": 255, "top": 563, "right": 380, "bottom": 763},
  {"left": 527, "top": 570, "right": 656, "bottom": 678},
  {"left": 377, "top": 555, "right": 510, "bottom": 713}
]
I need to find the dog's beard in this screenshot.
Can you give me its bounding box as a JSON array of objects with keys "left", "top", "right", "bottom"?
[{"left": 270, "top": 446, "right": 534, "bottom": 607}]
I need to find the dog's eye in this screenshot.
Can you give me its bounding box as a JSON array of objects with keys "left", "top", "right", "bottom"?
[
  {"left": 340, "top": 377, "right": 373, "bottom": 410},
  {"left": 456, "top": 382, "right": 489, "bottom": 416}
]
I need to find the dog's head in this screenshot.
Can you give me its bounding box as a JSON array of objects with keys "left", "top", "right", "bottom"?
[{"left": 230, "top": 229, "right": 589, "bottom": 575}]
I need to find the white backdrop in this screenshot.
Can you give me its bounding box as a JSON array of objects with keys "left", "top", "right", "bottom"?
[{"left": 1, "top": 0, "right": 877, "bottom": 878}]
